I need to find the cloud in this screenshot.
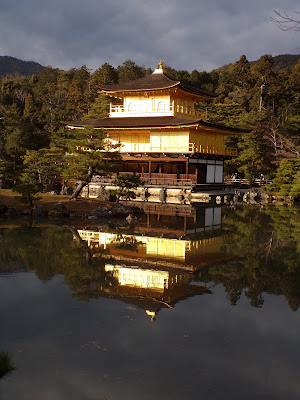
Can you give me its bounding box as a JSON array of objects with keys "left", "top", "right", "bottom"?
[
  {"left": 0, "top": 0, "right": 299, "bottom": 72},
  {"left": 2, "top": 272, "right": 300, "bottom": 400}
]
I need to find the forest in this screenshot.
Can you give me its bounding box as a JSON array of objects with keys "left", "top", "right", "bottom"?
[{"left": 0, "top": 54, "right": 299, "bottom": 198}]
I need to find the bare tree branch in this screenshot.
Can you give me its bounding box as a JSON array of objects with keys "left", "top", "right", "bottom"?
[{"left": 270, "top": 10, "right": 300, "bottom": 31}]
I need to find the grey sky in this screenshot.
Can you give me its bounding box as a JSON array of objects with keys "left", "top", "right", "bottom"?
[{"left": 0, "top": 0, "right": 299, "bottom": 72}]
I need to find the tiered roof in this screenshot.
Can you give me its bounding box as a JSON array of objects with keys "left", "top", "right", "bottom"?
[
  {"left": 98, "top": 70, "right": 218, "bottom": 101},
  {"left": 62, "top": 116, "right": 250, "bottom": 134}
]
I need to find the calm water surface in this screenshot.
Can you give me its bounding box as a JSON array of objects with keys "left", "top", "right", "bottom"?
[{"left": 0, "top": 204, "right": 299, "bottom": 400}]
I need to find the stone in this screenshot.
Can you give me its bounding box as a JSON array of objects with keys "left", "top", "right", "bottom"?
[
  {"left": 131, "top": 206, "right": 144, "bottom": 215},
  {"left": 5, "top": 207, "right": 19, "bottom": 217},
  {"left": 48, "top": 210, "right": 64, "bottom": 219},
  {"left": 110, "top": 204, "right": 134, "bottom": 217},
  {"left": 22, "top": 208, "right": 32, "bottom": 216},
  {"left": 126, "top": 214, "right": 137, "bottom": 224},
  {"left": 140, "top": 188, "right": 150, "bottom": 201},
  {"left": 96, "top": 186, "right": 110, "bottom": 201},
  {"left": 54, "top": 202, "right": 70, "bottom": 216},
  {"left": 224, "top": 195, "right": 230, "bottom": 204},
  {"left": 250, "top": 191, "right": 258, "bottom": 201},
  {"left": 89, "top": 207, "right": 109, "bottom": 218},
  {"left": 159, "top": 188, "right": 167, "bottom": 203},
  {"left": 243, "top": 193, "right": 250, "bottom": 202},
  {"left": 70, "top": 213, "right": 86, "bottom": 219},
  {"left": 0, "top": 203, "right": 8, "bottom": 214},
  {"left": 32, "top": 204, "right": 44, "bottom": 217}
]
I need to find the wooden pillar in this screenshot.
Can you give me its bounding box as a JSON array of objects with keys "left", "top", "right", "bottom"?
[
  {"left": 186, "top": 160, "right": 189, "bottom": 179},
  {"left": 149, "top": 160, "right": 152, "bottom": 180},
  {"left": 195, "top": 166, "right": 198, "bottom": 184},
  {"left": 159, "top": 163, "right": 162, "bottom": 176},
  {"left": 142, "top": 164, "right": 144, "bottom": 177}
]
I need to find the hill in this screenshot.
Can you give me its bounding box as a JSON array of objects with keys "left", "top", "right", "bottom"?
[
  {"left": 0, "top": 56, "right": 44, "bottom": 77},
  {"left": 214, "top": 54, "right": 300, "bottom": 74},
  {"left": 271, "top": 54, "right": 300, "bottom": 72}
]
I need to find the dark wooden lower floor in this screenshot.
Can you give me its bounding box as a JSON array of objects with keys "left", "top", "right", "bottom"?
[{"left": 117, "top": 158, "right": 223, "bottom": 185}]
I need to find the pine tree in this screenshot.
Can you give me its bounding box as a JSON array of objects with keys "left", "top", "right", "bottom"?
[{"left": 55, "top": 127, "right": 121, "bottom": 199}]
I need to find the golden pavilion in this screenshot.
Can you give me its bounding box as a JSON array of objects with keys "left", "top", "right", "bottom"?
[{"left": 64, "top": 62, "right": 249, "bottom": 190}]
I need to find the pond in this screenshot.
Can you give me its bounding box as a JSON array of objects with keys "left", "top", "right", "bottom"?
[{"left": 0, "top": 203, "right": 299, "bottom": 400}]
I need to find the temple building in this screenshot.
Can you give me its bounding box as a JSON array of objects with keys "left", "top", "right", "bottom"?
[{"left": 63, "top": 62, "right": 249, "bottom": 190}]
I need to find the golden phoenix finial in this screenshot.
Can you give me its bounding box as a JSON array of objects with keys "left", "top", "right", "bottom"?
[{"left": 158, "top": 59, "right": 165, "bottom": 69}]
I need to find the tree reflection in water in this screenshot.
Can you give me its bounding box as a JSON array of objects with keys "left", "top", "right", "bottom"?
[
  {"left": 0, "top": 204, "right": 299, "bottom": 310},
  {"left": 198, "top": 205, "right": 300, "bottom": 310}
]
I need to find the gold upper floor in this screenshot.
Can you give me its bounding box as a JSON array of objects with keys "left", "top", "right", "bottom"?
[
  {"left": 108, "top": 92, "right": 206, "bottom": 119},
  {"left": 107, "top": 127, "right": 237, "bottom": 156}
]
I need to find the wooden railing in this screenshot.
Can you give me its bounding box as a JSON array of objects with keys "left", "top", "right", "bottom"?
[
  {"left": 192, "top": 145, "right": 237, "bottom": 156},
  {"left": 91, "top": 173, "right": 197, "bottom": 187},
  {"left": 109, "top": 102, "right": 206, "bottom": 119},
  {"left": 110, "top": 103, "right": 174, "bottom": 115},
  {"left": 224, "top": 178, "right": 272, "bottom": 186},
  {"left": 114, "top": 142, "right": 236, "bottom": 156}
]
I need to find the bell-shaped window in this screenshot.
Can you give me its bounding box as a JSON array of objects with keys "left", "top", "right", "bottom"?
[
  {"left": 128, "top": 102, "right": 136, "bottom": 112},
  {"left": 157, "top": 101, "right": 166, "bottom": 111}
]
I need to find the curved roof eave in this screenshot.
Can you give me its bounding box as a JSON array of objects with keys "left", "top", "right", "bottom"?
[
  {"left": 97, "top": 81, "right": 180, "bottom": 93},
  {"left": 96, "top": 71, "right": 218, "bottom": 99},
  {"left": 61, "top": 117, "right": 251, "bottom": 134}
]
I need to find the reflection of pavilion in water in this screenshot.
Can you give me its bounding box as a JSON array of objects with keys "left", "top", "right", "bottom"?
[
  {"left": 75, "top": 204, "right": 232, "bottom": 320},
  {"left": 104, "top": 264, "right": 209, "bottom": 321},
  {"left": 78, "top": 204, "right": 229, "bottom": 270}
]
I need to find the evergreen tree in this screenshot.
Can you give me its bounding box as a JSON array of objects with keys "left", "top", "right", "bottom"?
[
  {"left": 12, "top": 171, "right": 42, "bottom": 206},
  {"left": 112, "top": 173, "right": 144, "bottom": 202},
  {"left": 55, "top": 127, "right": 121, "bottom": 199},
  {"left": 266, "top": 158, "right": 300, "bottom": 197},
  {"left": 117, "top": 60, "right": 146, "bottom": 83}
]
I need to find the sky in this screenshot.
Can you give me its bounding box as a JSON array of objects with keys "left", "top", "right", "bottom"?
[{"left": 0, "top": 0, "right": 299, "bottom": 72}]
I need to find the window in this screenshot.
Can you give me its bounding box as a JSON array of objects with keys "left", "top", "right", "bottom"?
[{"left": 157, "top": 101, "right": 166, "bottom": 111}]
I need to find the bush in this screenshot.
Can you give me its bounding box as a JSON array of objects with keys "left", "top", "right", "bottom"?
[{"left": 0, "top": 351, "right": 15, "bottom": 379}]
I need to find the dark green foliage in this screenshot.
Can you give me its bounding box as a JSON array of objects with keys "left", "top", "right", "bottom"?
[
  {"left": 0, "top": 351, "right": 15, "bottom": 379},
  {"left": 54, "top": 127, "right": 121, "bottom": 198},
  {"left": 117, "top": 60, "right": 146, "bottom": 83},
  {"left": 0, "top": 226, "right": 117, "bottom": 301},
  {"left": 0, "top": 206, "right": 299, "bottom": 309},
  {"left": 199, "top": 205, "right": 300, "bottom": 310},
  {"left": 12, "top": 171, "right": 43, "bottom": 206},
  {"left": 82, "top": 94, "right": 110, "bottom": 120},
  {"left": 267, "top": 54, "right": 300, "bottom": 73},
  {"left": 0, "top": 55, "right": 299, "bottom": 197},
  {"left": 266, "top": 158, "right": 300, "bottom": 197},
  {"left": 112, "top": 173, "right": 144, "bottom": 202}
]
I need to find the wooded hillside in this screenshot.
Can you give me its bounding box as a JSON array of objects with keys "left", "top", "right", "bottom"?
[{"left": 0, "top": 56, "right": 44, "bottom": 78}]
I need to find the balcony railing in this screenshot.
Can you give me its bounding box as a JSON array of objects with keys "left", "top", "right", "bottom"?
[
  {"left": 110, "top": 104, "right": 174, "bottom": 114},
  {"left": 110, "top": 103, "right": 174, "bottom": 117},
  {"left": 109, "top": 103, "right": 206, "bottom": 119},
  {"left": 79, "top": 139, "right": 237, "bottom": 157},
  {"left": 91, "top": 173, "right": 197, "bottom": 188},
  {"left": 115, "top": 142, "right": 237, "bottom": 156},
  {"left": 193, "top": 145, "right": 238, "bottom": 156}
]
